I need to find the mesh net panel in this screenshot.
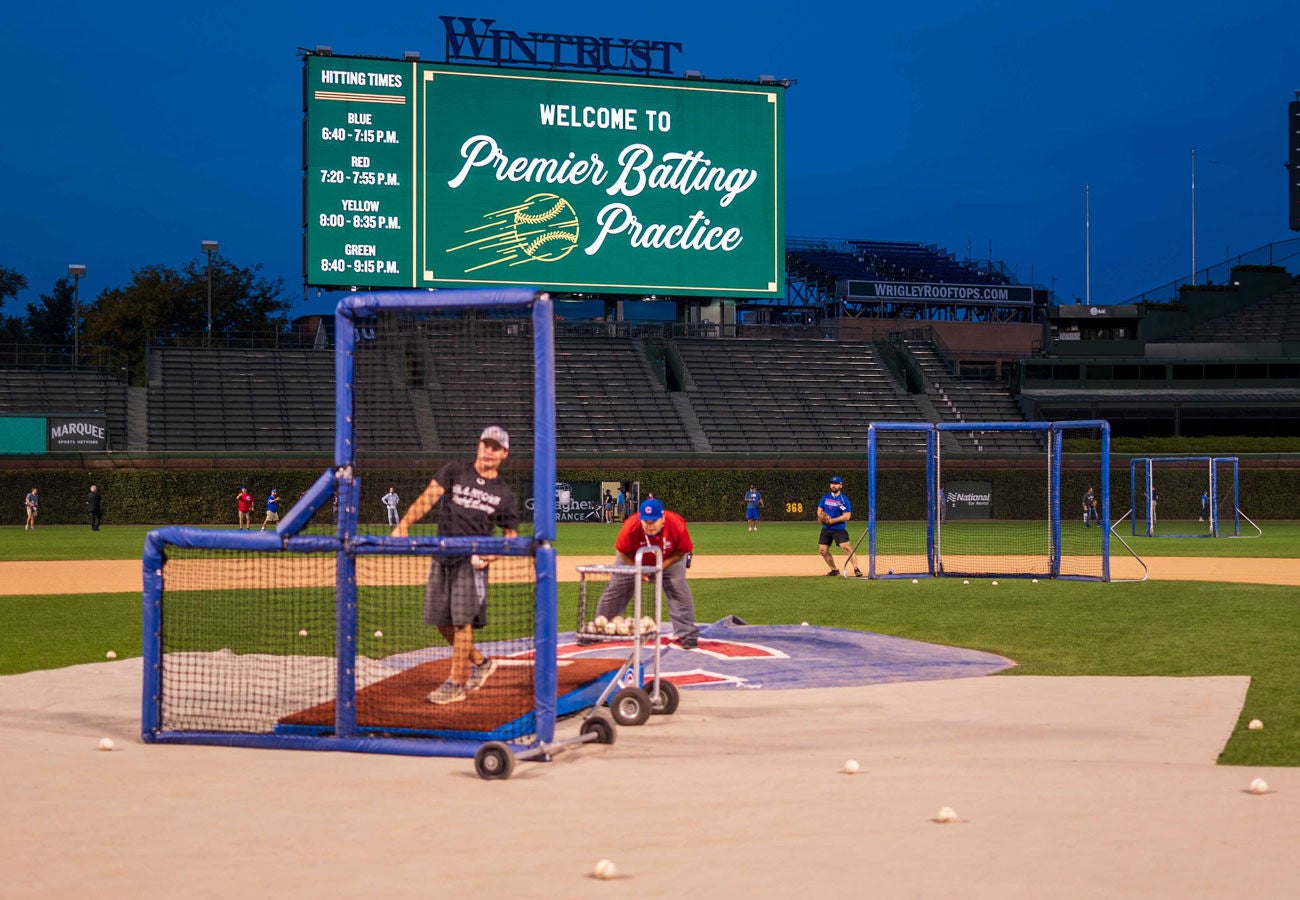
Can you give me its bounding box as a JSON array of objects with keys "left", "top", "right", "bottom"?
[
  {"left": 159, "top": 548, "right": 339, "bottom": 734},
  {"left": 1054, "top": 424, "right": 1107, "bottom": 578},
  {"left": 937, "top": 423, "right": 1106, "bottom": 579},
  {"left": 353, "top": 311, "right": 535, "bottom": 536},
  {"left": 1138, "top": 457, "right": 1230, "bottom": 536},
  {"left": 870, "top": 427, "right": 933, "bottom": 578},
  {"left": 348, "top": 554, "right": 540, "bottom": 742}
]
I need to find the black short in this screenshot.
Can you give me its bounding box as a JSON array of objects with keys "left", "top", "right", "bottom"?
[
  {"left": 424, "top": 560, "right": 488, "bottom": 628},
  {"left": 819, "top": 527, "right": 850, "bottom": 547}
]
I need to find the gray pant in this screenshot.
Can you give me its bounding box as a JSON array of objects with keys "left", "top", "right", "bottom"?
[{"left": 595, "top": 558, "right": 698, "bottom": 642}]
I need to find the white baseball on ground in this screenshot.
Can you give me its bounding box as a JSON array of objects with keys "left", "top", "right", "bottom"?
[
  {"left": 1031, "top": 578, "right": 1039, "bottom": 584},
  {"left": 593, "top": 615, "right": 608, "bottom": 628},
  {"left": 1248, "top": 778, "right": 1269, "bottom": 794},
  {"left": 298, "top": 629, "right": 308, "bottom": 637},
  {"left": 962, "top": 580, "right": 970, "bottom": 585},
  {"left": 991, "top": 581, "right": 999, "bottom": 586},
  {"left": 1248, "top": 719, "right": 1263, "bottom": 730},
  {"left": 801, "top": 622, "right": 809, "bottom": 626},
  {"left": 593, "top": 858, "right": 617, "bottom": 879},
  {"left": 98, "top": 738, "right": 115, "bottom": 751},
  {"left": 911, "top": 579, "right": 919, "bottom": 584},
  {"left": 105, "top": 650, "right": 117, "bottom": 659},
  {"left": 374, "top": 630, "right": 383, "bottom": 638},
  {"left": 843, "top": 759, "right": 860, "bottom": 774},
  {"left": 936, "top": 806, "right": 958, "bottom": 823}
]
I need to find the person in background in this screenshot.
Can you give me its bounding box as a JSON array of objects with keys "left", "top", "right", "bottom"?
[
  {"left": 744, "top": 483, "right": 765, "bottom": 532},
  {"left": 817, "top": 476, "right": 862, "bottom": 577},
  {"left": 236, "top": 485, "right": 254, "bottom": 529},
  {"left": 261, "top": 488, "right": 280, "bottom": 531},
  {"left": 24, "top": 487, "right": 38, "bottom": 531},
  {"left": 382, "top": 486, "right": 401, "bottom": 526},
  {"left": 86, "top": 484, "right": 103, "bottom": 531}
]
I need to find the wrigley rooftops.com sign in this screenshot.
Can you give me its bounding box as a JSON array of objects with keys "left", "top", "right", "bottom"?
[{"left": 304, "top": 55, "right": 785, "bottom": 297}]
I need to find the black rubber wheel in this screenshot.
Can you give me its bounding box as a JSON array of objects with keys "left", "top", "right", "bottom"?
[
  {"left": 580, "top": 713, "right": 617, "bottom": 745},
  {"left": 647, "top": 679, "right": 680, "bottom": 716},
  {"left": 474, "top": 741, "right": 515, "bottom": 780},
  {"left": 609, "top": 686, "right": 652, "bottom": 726}
]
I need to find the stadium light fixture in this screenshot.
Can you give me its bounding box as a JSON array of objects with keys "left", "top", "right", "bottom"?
[
  {"left": 68, "top": 264, "right": 86, "bottom": 365},
  {"left": 201, "top": 240, "right": 219, "bottom": 348}
]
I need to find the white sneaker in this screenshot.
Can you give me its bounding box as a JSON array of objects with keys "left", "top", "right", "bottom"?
[{"left": 465, "top": 657, "right": 497, "bottom": 692}]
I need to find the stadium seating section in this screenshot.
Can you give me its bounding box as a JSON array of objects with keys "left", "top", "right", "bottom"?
[{"left": 0, "top": 369, "right": 130, "bottom": 451}]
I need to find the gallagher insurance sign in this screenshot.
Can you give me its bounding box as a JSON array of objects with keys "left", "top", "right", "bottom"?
[{"left": 303, "top": 55, "right": 785, "bottom": 297}]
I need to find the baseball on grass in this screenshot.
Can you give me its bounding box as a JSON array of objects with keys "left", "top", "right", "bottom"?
[
  {"left": 962, "top": 579, "right": 970, "bottom": 585},
  {"left": 1031, "top": 578, "right": 1039, "bottom": 584},
  {"left": 911, "top": 578, "right": 919, "bottom": 584},
  {"left": 98, "top": 738, "right": 115, "bottom": 751},
  {"left": 1248, "top": 719, "right": 1264, "bottom": 730},
  {"left": 1248, "top": 778, "right": 1269, "bottom": 795},
  {"left": 374, "top": 630, "right": 383, "bottom": 638},
  {"left": 593, "top": 859, "right": 617, "bottom": 879},
  {"left": 843, "top": 759, "right": 860, "bottom": 775},
  {"left": 991, "top": 580, "right": 999, "bottom": 586},
  {"left": 936, "top": 806, "right": 958, "bottom": 823},
  {"left": 298, "top": 629, "right": 308, "bottom": 637},
  {"left": 801, "top": 621, "right": 810, "bottom": 627},
  {"left": 105, "top": 650, "right": 117, "bottom": 659}
]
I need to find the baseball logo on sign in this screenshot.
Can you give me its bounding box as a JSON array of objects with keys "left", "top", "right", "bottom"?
[{"left": 447, "top": 192, "right": 580, "bottom": 273}]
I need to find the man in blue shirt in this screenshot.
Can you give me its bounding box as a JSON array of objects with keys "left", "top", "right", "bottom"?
[
  {"left": 744, "top": 484, "right": 764, "bottom": 532},
  {"left": 817, "top": 476, "right": 862, "bottom": 577},
  {"left": 1199, "top": 490, "right": 1210, "bottom": 522},
  {"left": 260, "top": 489, "right": 280, "bottom": 531}
]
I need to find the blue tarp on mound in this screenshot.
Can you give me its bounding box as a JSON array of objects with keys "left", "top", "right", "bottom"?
[{"left": 556, "top": 616, "right": 1015, "bottom": 691}]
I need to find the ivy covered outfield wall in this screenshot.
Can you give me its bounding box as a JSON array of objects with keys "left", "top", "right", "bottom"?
[{"left": 2, "top": 459, "right": 1298, "bottom": 526}]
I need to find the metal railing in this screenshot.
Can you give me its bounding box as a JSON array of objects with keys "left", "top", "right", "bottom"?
[{"left": 1117, "top": 238, "right": 1300, "bottom": 306}]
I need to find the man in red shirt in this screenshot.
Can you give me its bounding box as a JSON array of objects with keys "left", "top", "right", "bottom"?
[
  {"left": 235, "top": 486, "right": 254, "bottom": 530},
  {"left": 595, "top": 497, "right": 699, "bottom": 648}
]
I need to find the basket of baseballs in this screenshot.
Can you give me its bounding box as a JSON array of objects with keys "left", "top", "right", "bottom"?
[{"left": 579, "top": 614, "right": 659, "bottom": 638}]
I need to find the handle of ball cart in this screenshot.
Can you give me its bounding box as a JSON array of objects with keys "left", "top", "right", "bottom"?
[{"left": 632, "top": 545, "right": 665, "bottom": 694}]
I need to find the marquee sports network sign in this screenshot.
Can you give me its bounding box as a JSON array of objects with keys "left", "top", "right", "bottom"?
[{"left": 304, "top": 55, "right": 785, "bottom": 297}]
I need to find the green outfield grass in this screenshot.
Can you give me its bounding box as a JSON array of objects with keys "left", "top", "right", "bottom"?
[
  {"left": 1, "top": 522, "right": 1296, "bottom": 767},
  {"left": 2, "top": 520, "right": 1298, "bottom": 560}
]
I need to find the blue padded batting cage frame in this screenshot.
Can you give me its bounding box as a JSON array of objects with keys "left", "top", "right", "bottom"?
[
  {"left": 141, "top": 289, "right": 579, "bottom": 760},
  {"left": 1128, "top": 456, "right": 1241, "bottom": 538},
  {"left": 866, "top": 420, "right": 1111, "bottom": 581}
]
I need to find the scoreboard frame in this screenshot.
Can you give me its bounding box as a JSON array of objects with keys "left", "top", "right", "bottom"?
[{"left": 303, "top": 53, "right": 786, "bottom": 297}]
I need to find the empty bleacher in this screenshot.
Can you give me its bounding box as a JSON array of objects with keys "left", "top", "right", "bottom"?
[
  {"left": 555, "top": 336, "right": 692, "bottom": 452},
  {"left": 0, "top": 369, "right": 130, "bottom": 450},
  {"left": 147, "top": 348, "right": 334, "bottom": 451},
  {"left": 1161, "top": 278, "right": 1300, "bottom": 343},
  {"left": 673, "top": 338, "right": 926, "bottom": 453},
  {"left": 901, "top": 338, "right": 1038, "bottom": 453}
]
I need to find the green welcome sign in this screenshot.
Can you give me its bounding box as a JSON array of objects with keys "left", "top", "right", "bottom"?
[{"left": 304, "top": 55, "right": 784, "bottom": 296}]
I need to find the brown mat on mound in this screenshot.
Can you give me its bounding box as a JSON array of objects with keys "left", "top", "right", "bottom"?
[{"left": 278, "top": 657, "right": 623, "bottom": 733}]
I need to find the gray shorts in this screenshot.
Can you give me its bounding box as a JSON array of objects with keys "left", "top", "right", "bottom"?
[{"left": 424, "top": 560, "right": 488, "bottom": 629}]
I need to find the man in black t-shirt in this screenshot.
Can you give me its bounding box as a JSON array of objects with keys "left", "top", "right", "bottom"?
[{"left": 393, "top": 426, "right": 520, "bottom": 705}]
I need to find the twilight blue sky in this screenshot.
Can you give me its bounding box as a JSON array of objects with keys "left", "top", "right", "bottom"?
[{"left": 2, "top": 0, "right": 1295, "bottom": 319}]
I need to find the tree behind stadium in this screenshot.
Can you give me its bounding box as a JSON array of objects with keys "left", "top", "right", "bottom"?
[{"left": 83, "top": 257, "right": 290, "bottom": 384}]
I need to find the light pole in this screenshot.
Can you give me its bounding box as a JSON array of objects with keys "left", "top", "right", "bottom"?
[
  {"left": 201, "top": 240, "right": 219, "bottom": 348},
  {"left": 1190, "top": 149, "right": 1197, "bottom": 285},
  {"left": 68, "top": 264, "right": 86, "bottom": 365}
]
